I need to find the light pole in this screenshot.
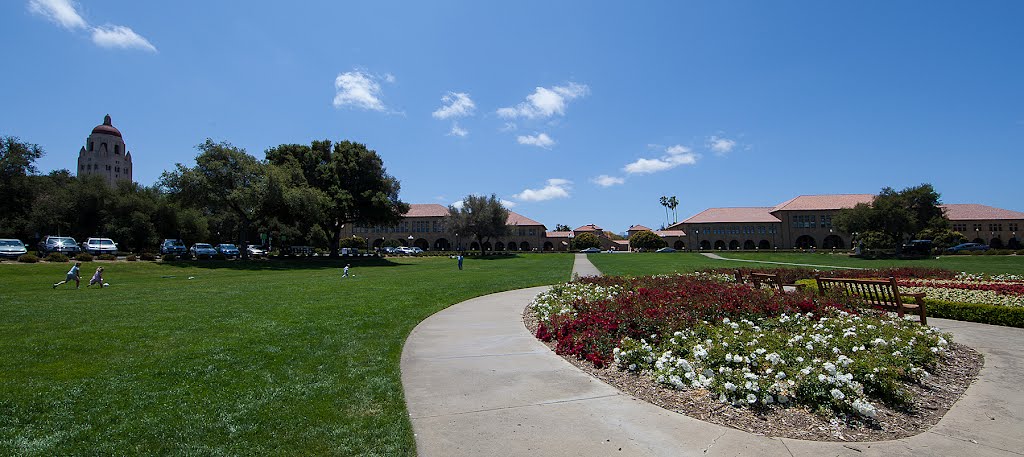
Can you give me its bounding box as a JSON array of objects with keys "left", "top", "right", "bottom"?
[
  {"left": 408, "top": 234, "right": 414, "bottom": 248},
  {"left": 455, "top": 232, "right": 459, "bottom": 252},
  {"left": 567, "top": 232, "right": 575, "bottom": 252},
  {"left": 695, "top": 229, "right": 700, "bottom": 251}
]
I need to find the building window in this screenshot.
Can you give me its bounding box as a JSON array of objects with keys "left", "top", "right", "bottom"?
[
  {"left": 989, "top": 223, "right": 1003, "bottom": 232},
  {"left": 821, "top": 215, "right": 832, "bottom": 228},
  {"left": 89, "top": 142, "right": 94, "bottom": 151},
  {"left": 115, "top": 145, "right": 120, "bottom": 154},
  {"left": 973, "top": 223, "right": 982, "bottom": 232},
  {"left": 952, "top": 223, "right": 967, "bottom": 232},
  {"left": 528, "top": 228, "right": 536, "bottom": 236},
  {"left": 793, "top": 215, "right": 816, "bottom": 229},
  {"left": 1011, "top": 223, "right": 1019, "bottom": 232}
]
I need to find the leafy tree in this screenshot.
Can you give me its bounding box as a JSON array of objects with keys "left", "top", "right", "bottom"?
[
  {"left": 855, "top": 230, "right": 896, "bottom": 250},
  {"left": 554, "top": 224, "right": 572, "bottom": 232},
  {"left": 629, "top": 230, "right": 667, "bottom": 250},
  {"left": 834, "top": 184, "right": 947, "bottom": 251},
  {"left": 571, "top": 232, "right": 601, "bottom": 250},
  {"left": 446, "top": 194, "right": 510, "bottom": 255},
  {"left": 0, "top": 136, "right": 44, "bottom": 238},
  {"left": 266, "top": 140, "right": 408, "bottom": 257},
  {"left": 28, "top": 170, "right": 76, "bottom": 239},
  {"left": 338, "top": 236, "right": 367, "bottom": 249},
  {"left": 160, "top": 139, "right": 266, "bottom": 258},
  {"left": 917, "top": 227, "right": 966, "bottom": 251}
]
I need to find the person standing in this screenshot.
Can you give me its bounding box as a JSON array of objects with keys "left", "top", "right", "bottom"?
[
  {"left": 343, "top": 264, "right": 350, "bottom": 277},
  {"left": 457, "top": 254, "right": 464, "bottom": 270},
  {"left": 53, "top": 262, "right": 82, "bottom": 289}
]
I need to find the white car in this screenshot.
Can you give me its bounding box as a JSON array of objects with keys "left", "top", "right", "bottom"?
[
  {"left": 246, "top": 245, "right": 266, "bottom": 256},
  {"left": 82, "top": 237, "right": 118, "bottom": 255},
  {"left": 395, "top": 246, "right": 423, "bottom": 255},
  {"left": 0, "top": 239, "right": 27, "bottom": 259}
]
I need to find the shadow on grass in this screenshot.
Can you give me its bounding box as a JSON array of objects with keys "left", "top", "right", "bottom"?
[{"left": 154, "top": 256, "right": 405, "bottom": 271}]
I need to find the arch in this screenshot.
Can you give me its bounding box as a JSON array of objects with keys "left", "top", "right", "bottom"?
[
  {"left": 470, "top": 242, "right": 480, "bottom": 251},
  {"left": 700, "top": 240, "right": 711, "bottom": 250},
  {"left": 822, "top": 235, "right": 844, "bottom": 249},
  {"left": 433, "top": 238, "right": 451, "bottom": 251},
  {"left": 673, "top": 240, "right": 684, "bottom": 250},
  {"left": 990, "top": 238, "right": 1004, "bottom": 249},
  {"left": 794, "top": 235, "right": 816, "bottom": 249},
  {"left": 372, "top": 239, "right": 384, "bottom": 248},
  {"left": 729, "top": 240, "right": 740, "bottom": 250},
  {"left": 543, "top": 241, "right": 554, "bottom": 251},
  {"left": 414, "top": 238, "right": 429, "bottom": 250},
  {"left": 758, "top": 240, "right": 771, "bottom": 250},
  {"left": 743, "top": 240, "right": 756, "bottom": 250},
  {"left": 972, "top": 237, "right": 985, "bottom": 244},
  {"left": 1008, "top": 237, "right": 1021, "bottom": 250},
  {"left": 507, "top": 242, "right": 518, "bottom": 251},
  {"left": 482, "top": 242, "right": 492, "bottom": 251},
  {"left": 520, "top": 241, "right": 531, "bottom": 251},
  {"left": 714, "top": 240, "right": 726, "bottom": 250},
  {"left": 495, "top": 241, "right": 505, "bottom": 251}
]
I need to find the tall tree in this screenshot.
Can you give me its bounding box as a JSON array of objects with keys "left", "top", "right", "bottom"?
[
  {"left": 266, "top": 140, "right": 408, "bottom": 257},
  {"left": 659, "top": 196, "right": 669, "bottom": 227},
  {"left": 0, "top": 136, "right": 44, "bottom": 238},
  {"left": 554, "top": 224, "right": 572, "bottom": 232},
  {"left": 160, "top": 139, "right": 267, "bottom": 258},
  {"left": 667, "top": 196, "right": 679, "bottom": 224},
  {"left": 834, "top": 184, "right": 947, "bottom": 252},
  {"left": 446, "top": 194, "right": 510, "bottom": 255}
]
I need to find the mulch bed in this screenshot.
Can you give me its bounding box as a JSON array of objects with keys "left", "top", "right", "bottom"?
[{"left": 523, "top": 306, "right": 984, "bottom": 442}]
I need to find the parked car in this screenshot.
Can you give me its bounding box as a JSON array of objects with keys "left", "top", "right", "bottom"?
[
  {"left": 216, "top": 244, "right": 240, "bottom": 257},
  {"left": 381, "top": 246, "right": 398, "bottom": 254},
  {"left": 946, "top": 242, "right": 990, "bottom": 253},
  {"left": 655, "top": 247, "right": 677, "bottom": 253},
  {"left": 190, "top": 243, "right": 217, "bottom": 257},
  {"left": 81, "top": 237, "right": 118, "bottom": 255},
  {"left": 579, "top": 247, "right": 602, "bottom": 253},
  {"left": 901, "top": 239, "right": 933, "bottom": 255},
  {"left": 160, "top": 239, "right": 187, "bottom": 256},
  {"left": 246, "top": 245, "right": 266, "bottom": 256},
  {"left": 0, "top": 239, "right": 28, "bottom": 258},
  {"left": 341, "top": 247, "right": 360, "bottom": 256},
  {"left": 38, "top": 236, "right": 81, "bottom": 255},
  {"left": 396, "top": 246, "right": 423, "bottom": 255}
]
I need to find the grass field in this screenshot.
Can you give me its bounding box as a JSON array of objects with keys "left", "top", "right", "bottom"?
[
  {"left": 586, "top": 252, "right": 1024, "bottom": 277},
  {"left": 0, "top": 254, "right": 573, "bottom": 455}
]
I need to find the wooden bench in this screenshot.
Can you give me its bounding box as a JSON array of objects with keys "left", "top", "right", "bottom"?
[
  {"left": 734, "top": 270, "right": 805, "bottom": 293},
  {"left": 815, "top": 276, "right": 927, "bottom": 326}
]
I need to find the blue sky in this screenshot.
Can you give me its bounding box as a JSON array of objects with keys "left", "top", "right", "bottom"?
[{"left": 3, "top": 1, "right": 1022, "bottom": 234}]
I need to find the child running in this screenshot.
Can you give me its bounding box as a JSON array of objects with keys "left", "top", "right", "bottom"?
[
  {"left": 53, "top": 262, "right": 82, "bottom": 289},
  {"left": 87, "top": 266, "right": 105, "bottom": 287},
  {"left": 342, "top": 264, "right": 351, "bottom": 278}
]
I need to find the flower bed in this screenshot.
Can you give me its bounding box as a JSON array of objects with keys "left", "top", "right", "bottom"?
[{"left": 530, "top": 274, "right": 953, "bottom": 421}]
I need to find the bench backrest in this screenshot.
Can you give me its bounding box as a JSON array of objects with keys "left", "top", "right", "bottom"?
[
  {"left": 815, "top": 276, "right": 904, "bottom": 309},
  {"left": 749, "top": 272, "right": 784, "bottom": 292}
]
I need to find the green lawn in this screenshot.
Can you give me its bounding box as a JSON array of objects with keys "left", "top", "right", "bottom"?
[
  {"left": 586, "top": 252, "right": 1024, "bottom": 277},
  {"left": 0, "top": 254, "right": 573, "bottom": 456}
]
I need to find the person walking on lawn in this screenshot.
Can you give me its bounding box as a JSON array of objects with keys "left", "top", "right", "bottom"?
[{"left": 53, "top": 262, "right": 82, "bottom": 289}]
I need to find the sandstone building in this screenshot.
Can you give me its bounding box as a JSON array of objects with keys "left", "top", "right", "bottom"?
[{"left": 77, "top": 114, "right": 133, "bottom": 186}]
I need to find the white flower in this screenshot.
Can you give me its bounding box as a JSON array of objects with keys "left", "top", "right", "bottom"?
[
  {"left": 830, "top": 388, "right": 845, "bottom": 401},
  {"left": 746, "top": 393, "right": 758, "bottom": 404},
  {"left": 724, "top": 382, "right": 737, "bottom": 392}
]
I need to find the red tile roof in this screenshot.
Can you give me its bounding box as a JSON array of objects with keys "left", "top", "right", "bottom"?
[
  {"left": 941, "top": 204, "right": 1024, "bottom": 221},
  {"left": 404, "top": 204, "right": 450, "bottom": 217},
  {"left": 574, "top": 224, "right": 603, "bottom": 232},
  {"left": 507, "top": 211, "right": 546, "bottom": 228},
  {"left": 771, "top": 194, "right": 874, "bottom": 212},
  {"left": 546, "top": 231, "right": 573, "bottom": 238},
  {"left": 655, "top": 230, "right": 686, "bottom": 237},
  {"left": 627, "top": 224, "right": 652, "bottom": 232},
  {"left": 679, "top": 207, "right": 779, "bottom": 224}
]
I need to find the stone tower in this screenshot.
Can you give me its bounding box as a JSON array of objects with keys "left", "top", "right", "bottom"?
[{"left": 77, "top": 114, "right": 133, "bottom": 186}]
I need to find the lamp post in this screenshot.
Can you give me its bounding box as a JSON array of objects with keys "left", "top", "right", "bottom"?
[
  {"left": 695, "top": 229, "right": 700, "bottom": 251},
  {"left": 567, "top": 232, "right": 575, "bottom": 252},
  {"left": 455, "top": 232, "right": 459, "bottom": 252},
  {"left": 408, "top": 234, "right": 414, "bottom": 248}
]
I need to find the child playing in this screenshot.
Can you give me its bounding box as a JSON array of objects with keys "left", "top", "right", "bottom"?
[
  {"left": 53, "top": 262, "right": 82, "bottom": 289},
  {"left": 87, "top": 266, "right": 105, "bottom": 287},
  {"left": 342, "top": 264, "right": 351, "bottom": 277}
]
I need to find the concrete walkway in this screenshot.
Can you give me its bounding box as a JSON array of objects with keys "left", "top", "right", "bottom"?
[
  {"left": 701, "top": 252, "right": 865, "bottom": 270},
  {"left": 400, "top": 256, "right": 1024, "bottom": 456},
  {"left": 571, "top": 253, "right": 602, "bottom": 278}
]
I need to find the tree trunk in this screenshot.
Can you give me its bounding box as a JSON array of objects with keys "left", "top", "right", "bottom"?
[
  {"left": 239, "top": 219, "right": 250, "bottom": 260},
  {"left": 477, "top": 235, "right": 485, "bottom": 256},
  {"left": 329, "top": 220, "right": 342, "bottom": 258}
]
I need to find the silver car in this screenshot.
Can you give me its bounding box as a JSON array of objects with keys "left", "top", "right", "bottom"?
[
  {"left": 0, "top": 239, "right": 27, "bottom": 258},
  {"left": 82, "top": 237, "right": 118, "bottom": 255}
]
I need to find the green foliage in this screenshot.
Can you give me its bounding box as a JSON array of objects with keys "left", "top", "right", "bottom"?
[
  {"left": 554, "top": 224, "right": 572, "bottom": 232},
  {"left": 338, "top": 236, "right": 367, "bottom": 249},
  {"left": 927, "top": 299, "right": 1024, "bottom": 328},
  {"left": 629, "top": 230, "right": 667, "bottom": 250},
  {"left": 383, "top": 239, "right": 402, "bottom": 248},
  {"left": 835, "top": 184, "right": 946, "bottom": 250},
  {"left": 17, "top": 254, "right": 39, "bottom": 263},
  {"left": 446, "top": 194, "right": 510, "bottom": 255},
  {"left": 917, "top": 227, "right": 966, "bottom": 251},
  {"left": 45, "top": 252, "right": 69, "bottom": 263},
  {"left": 571, "top": 232, "right": 601, "bottom": 250},
  {"left": 162, "top": 254, "right": 177, "bottom": 262},
  {"left": 97, "top": 254, "right": 116, "bottom": 261},
  {"left": 126, "top": 255, "right": 138, "bottom": 261},
  {"left": 140, "top": 252, "right": 156, "bottom": 261},
  {"left": 75, "top": 252, "right": 94, "bottom": 262},
  {"left": 857, "top": 230, "right": 896, "bottom": 250},
  {"left": 0, "top": 136, "right": 45, "bottom": 238}
]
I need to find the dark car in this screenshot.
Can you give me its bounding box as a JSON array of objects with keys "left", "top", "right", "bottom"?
[
  {"left": 946, "top": 242, "right": 990, "bottom": 253},
  {"left": 38, "top": 236, "right": 81, "bottom": 254},
  {"left": 901, "top": 240, "right": 933, "bottom": 255},
  {"left": 190, "top": 243, "right": 218, "bottom": 257},
  {"left": 0, "top": 239, "right": 28, "bottom": 258},
  {"left": 579, "top": 247, "right": 602, "bottom": 253},
  {"left": 655, "top": 247, "right": 677, "bottom": 253},
  {"left": 160, "top": 239, "right": 187, "bottom": 256},
  {"left": 216, "top": 244, "right": 240, "bottom": 257}
]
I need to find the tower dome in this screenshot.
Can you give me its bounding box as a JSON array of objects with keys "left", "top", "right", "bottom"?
[{"left": 91, "top": 114, "right": 123, "bottom": 138}]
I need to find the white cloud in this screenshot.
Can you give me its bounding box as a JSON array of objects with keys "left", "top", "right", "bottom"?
[
  {"left": 432, "top": 92, "right": 475, "bottom": 119},
  {"left": 448, "top": 122, "right": 468, "bottom": 137},
  {"left": 623, "top": 144, "right": 700, "bottom": 174},
  {"left": 501, "top": 122, "right": 517, "bottom": 132},
  {"left": 333, "top": 70, "right": 387, "bottom": 111},
  {"left": 384, "top": 73, "right": 396, "bottom": 83},
  {"left": 498, "top": 82, "right": 589, "bottom": 119},
  {"left": 500, "top": 199, "right": 518, "bottom": 208},
  {"left": 708, "top": 136, "right": 736, "bottom": 155},
  {"left": 91, "top": 25, "right": 157, "bottom": 52},
  {"left": 514, "top": 178, "right": 572, "bottom": 202},
  {"left": 450, "top": 200, "right": 464, "bottom": 210},
  {"left": 592, "top": 175, "right": 625, "bottom": 187},
  {"left": 28, "top": 0, "right": 86, "bottom": 30},
  {"left": 517, "top": 133, "right": 555, "bottom": 148}
]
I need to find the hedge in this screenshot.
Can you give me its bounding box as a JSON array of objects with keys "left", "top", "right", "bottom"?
[{"left": 926, "top": 300, "right": 1024, "bottom": 328}]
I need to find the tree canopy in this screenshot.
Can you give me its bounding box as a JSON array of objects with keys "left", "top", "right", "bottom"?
[
  {"left": 571, "top": 232, "right": 601, "bottom": 250},
  {"left": 554, "top": 224, "right": 571, "bottom": 232},
  {"left": 445, "top": 194, "right": 509, "bottom": 255},
  {"left": 833, "top": 184, "right": 948, "bottom": 251},
  {"left": 629, "top": 230, "right": 667, "bottom": 250}
]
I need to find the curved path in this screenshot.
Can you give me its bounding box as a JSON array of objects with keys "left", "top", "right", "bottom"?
[{"left": 400, "top": 256, "right": 1024, "bottom": 456}]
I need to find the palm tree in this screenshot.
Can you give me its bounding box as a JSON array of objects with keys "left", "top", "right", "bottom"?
[
  {"left": 667, "top": 196, "right": 679, "bottom": 224},
  {"left": 659, "top": 196, "right": 669, "bottom": 227}
]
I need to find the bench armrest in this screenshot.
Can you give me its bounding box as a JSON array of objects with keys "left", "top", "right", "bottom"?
[
  {"left": 900, "top": 292, "right": 926, "bottom": 299},
  {"left": 783, "top": 283, "right": 807, "bottom": 290}
]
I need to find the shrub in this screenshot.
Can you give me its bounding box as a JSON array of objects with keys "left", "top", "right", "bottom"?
[
  {"left": 18, "top": 253, "right": 39, "bottom": 263},
  {"left": 162, "top": 254, "right": 177, "bottom": 262},
  {"left": 45, "top": 252, "right": 69, "bottom": 263},
  {"left": 571, "top": 232, "right": 601, "bottom": 250},
  {"left": 198, "top": 254, "right": 211, "bottom": 260},
  {"left": 969, "top": 250, "right": 984, "bottom": 256},
  {"left": 140, "top": 252, "right": 157, "bottom": 261},
  {"left": 97, "top": 254, "right": 116, "bottom": 261},
  {"left": 75, "top": 252, "right": 94, "bottom": 262},
  {"left": 212, "top": 253, "right": 227, "bottom": 260},
  {"left": 1018, "top": 250, "right": 1024, "bottom": 256},
  {"left": 983, "top": 249, "right": 998, "bottom": 256},
  {"left": 629, "top": 230, "right": 667, "bottom": 251},
  {"left": 126, "top": 255, "right": 138, "bottom": 261},
  {"left": 928, "top": 299, "right": 1024, "bottom": 328}
]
